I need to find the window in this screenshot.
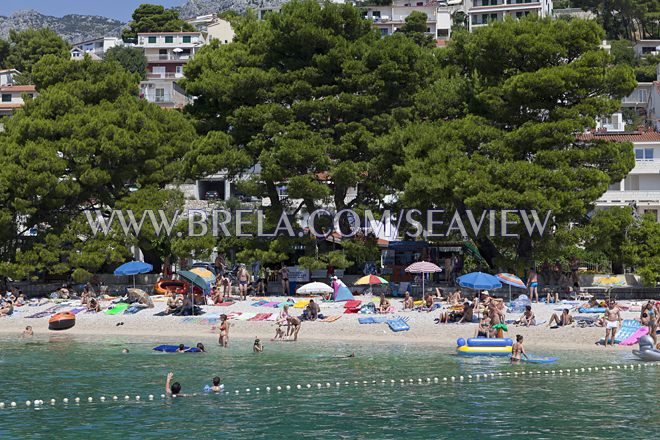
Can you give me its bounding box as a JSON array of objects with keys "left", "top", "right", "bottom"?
[
  {"left": 165, "top": 36, "right": 173, "bottom": 43},
  {"left": 155, "top": 88, "right": 165, "bottom": 103},
  {"left": 148, "top": 36, "right": 156, "bottom": 44},
  {"left": 380, "top": 28, "right": 389, "bottom": 36},
  {"left": 437, "top": 29, "right": 449, "bottom": 37},
  {"left": 373, "top": 11, "right": 381, "bottom": 18},
  {"left": 417, "top": 2, "right": 424, "bottom": 5},
  {"left": 1, "top": 94, "right": 11, "bottom": 102},
  {"left": 182, "top": 35, "right": 191, "bottom": 43},
  {"left": 635, "top": 148, "right": 654, "bottom": 160},
  {"left": 427, "top": 27, "right": 431, "bottom": 33},
  {"left": 176, "top": 65, "right": 183, "bottom": 75},
  {"left": 26, "top": 93, "right": 34, "bottom": 99}
]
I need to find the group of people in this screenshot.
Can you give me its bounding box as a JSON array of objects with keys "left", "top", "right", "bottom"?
[
  {"left": 80, "top": 286, "right": 101, "bottom": 312},
  {"left": 272, "top": 304, "right": 301, "bottom": 341},
  {"left": 208, "top": 262, "right": 293, "bottom": 303}
]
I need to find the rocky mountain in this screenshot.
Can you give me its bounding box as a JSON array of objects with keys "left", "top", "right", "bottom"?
[
  {"left": 0, "top": 10, "right": 123, "bottom": 43},
  {"left": 178, "top": 0, "right": 289, "bottom": 18}
]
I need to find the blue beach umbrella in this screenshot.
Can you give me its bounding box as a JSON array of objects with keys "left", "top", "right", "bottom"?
[
  {"left": 457, "top": 272, "right": 502, "bottom": 290},
  {"left": 114, "top": 261, "right": 153, "bottom": 287},
  {"left": 178, "top": 270, "right": 212, "bottom": 316}
]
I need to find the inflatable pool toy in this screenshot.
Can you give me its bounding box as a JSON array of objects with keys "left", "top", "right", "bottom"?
[
  {"left": 48, "top": 312, "right": 76, "bottom": 330},
  {"left": 578, "top": 307, "right": 606, "bottom": 314},
  {"left": 456, "top": 337, "right": 513, "bottom": 356},
  {"left": 520, "top": 357, "right": 558, "bottom": 364},
  {"left": 153, "top": 345, "right": 202, "bottom": 353},
  {"left": 632, "top": 335, "right": 660, "bottom": 361},
  {"left": 154, "top": 280, "right": 190, "bottom": 295}
]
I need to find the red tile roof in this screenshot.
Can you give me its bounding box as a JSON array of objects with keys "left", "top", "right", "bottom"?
[
  {"left": 0, "top": 85, "right": 36, "bottom": 93},
  {"left": 0, "top": 103, "right": 24, "bottom": 109},
  {"left": 138, "top": 32, "right": 203, "bottom": 35},
  {"left": 577, "top": 131, "right": 660, "bottom": 142}
]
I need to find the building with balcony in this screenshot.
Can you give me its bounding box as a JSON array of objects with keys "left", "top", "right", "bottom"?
[
  {"left": 136, "top": 32, "right": 206, "bottom": 108},
  {"left": 186, "top": 14, "right": 236, "bottom": 44},
  {"left": 0, "top": 69, "right": 21, "bottom": 87},
  {"left": 70, "top": 37, "right": 121, "bottom": 60},
  {"left": 468, "top": 0, "right": 553, "bottom": 29},
  {"left": 0, "top": 84, "right": 37, "bottom": 117},
  {"left": 361, "top": 1, "right": 451, "bottom": 39},
  {"left": 647, "top": 80, "right": 660, "bottom": 131},
  {"left": 634, "top": 40, "right": 660, "bottom": 57},
  {"left": 579, "top": 131, "right": 660, "bottom": 222}
]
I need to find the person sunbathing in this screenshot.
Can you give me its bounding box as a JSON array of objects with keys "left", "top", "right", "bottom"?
[
  {"left": 420, "top": 294, "right": 434, "bottom": 312},
  {"left": 517, "top": 305, "right": 536, "bottom": 326},
  {"left": 434, "top": 288, "right": 444, "bottom": 302},
  {"left": 458, "top": 302, "right": 474, "bottom": 323},
  {"left": 447, "top": 289, "right": 462, "bottom": 305},
  {"left": 0, "top": 300, "right": 14, "bottom": 316},
  {"left": 549, "top": 308, "right": 573, "bottom": 328},
  {"left": 545, "top": 290, "right": 559, "bottom": 304},
  {"left": 378, "top": 295, "right": 391, "bottom": 314},
  {"left": 402, "top": 292, "right": 414, "bottom": 310},
  {"left": 87, "top": 297, "right": 101, "bottom": 313}
]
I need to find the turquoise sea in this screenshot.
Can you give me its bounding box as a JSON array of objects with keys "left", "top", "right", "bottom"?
[{"left": 0, "top": 335, "right": 657, "bottom": 439}]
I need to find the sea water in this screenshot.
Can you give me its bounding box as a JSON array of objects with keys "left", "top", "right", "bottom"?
[{"left": 0, "top": 335, "right": 657, "bottom": 439}]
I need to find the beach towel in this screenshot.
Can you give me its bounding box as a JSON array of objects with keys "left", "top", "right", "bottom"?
[
  {"left": 506, "top": 319, "right": 547, "bottom": 326},
  {"left": 249, "top": 313, "right": 272, "bottom": 321},
  {"left": 387, "top": 317, "right": 410, "bottom": 332},
  {"left": 26, "top": 306, "right": 62, "bottom": 319},
  {"left": 320, "top": 315, "right": 341, "bottom": 322},
  {"left": 234, "top": 312, "right": 257, "bottom": 321},
  {"left": 343, "top": 300, "right": 361, "bottom": 309},
  {"left": 226, "top": 311, "right": 243, "bottom": 320},
  {"left": 619, "top": 326, "right": 649, "bottom": 346},
  {"left": 578, "top": 307, "right": 607, "bottom": 314},
  {"left": 266, "top": 313, "right": 279, "bottom": 321},
  {"left": 105, "top": 303, "right": 130, "bottom": 315},
  {"left": 251, "top": 300, "right": 269, "bottom": 307},
  {"left": 293, "top": 300, "right": 310, "bottom": 309},
  {"left": 262, "top": 301, "right": 280, "bottom": 308},
  {"left": 66, "top": 307, "right": 86, "bottom": 315},
  {"left": 214, "top": 301, "right": 235, "bottom": 307},
  {"left": 277, "top": 300, "right": 295, "bottom": 308}
]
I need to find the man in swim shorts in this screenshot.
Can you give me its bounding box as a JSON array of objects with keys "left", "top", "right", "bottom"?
[
  {"left": 603, "top": 303, "right": 621, "bottom": 347},
  {"left": 526, "top": 269, "right": 538, "bottom": 303},
  {"left": 548, "top": 309, "right": 573, "bottom": 328},
  {"left": 237, "top": 264, "right": 250, "bottom": 301}
]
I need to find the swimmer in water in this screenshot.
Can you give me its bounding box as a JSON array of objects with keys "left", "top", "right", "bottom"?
[
  {"left": 176, "top": 344, "right": 187, "bottom": 353},
  {"left": 165, "top": 372, "right": 193, "bottom": 397},
  {"left": 510, "top": 334, "right": 527, "bottom": 363},
  {"left": 211, "top": 376, "right": 223, "bottom": 392},
  {"left": 196, "top": 343, "right": 206, "bottom": 352},
  {"left": 22, "top": 326, "right": 33, "bottom": 338},
  {"left": 253, "top": 338, "right": 263, "bottom": 353},
  {"left": 122, "top": 348, "right": 129, "bottom": 354}
]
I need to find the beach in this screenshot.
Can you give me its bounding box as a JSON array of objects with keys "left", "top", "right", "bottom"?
[{"left": 0, "top": 296, "right": 645, "bottom": 352}]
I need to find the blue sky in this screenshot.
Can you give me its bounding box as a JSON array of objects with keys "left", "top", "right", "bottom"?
[{"left": 0, "top": 1, "right": 184, "bottom": 21}]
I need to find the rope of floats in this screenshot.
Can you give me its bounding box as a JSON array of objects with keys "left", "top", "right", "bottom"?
[{"left": 1, "top": 362, "right": 657, "bottom": 410}]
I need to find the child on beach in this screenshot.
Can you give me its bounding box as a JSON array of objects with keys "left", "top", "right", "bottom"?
[
  {"left": 403, "top": 292, "right": 414, "bottom": 310},
  {"left": 218, "top": 314, "right": 229, "bottom": 348},
  {"left": 511, "top": 335, "right": 527, "bottom": 362},
  {"left": 272, "top": 324, "right": 285, "bottom": 341},
  {"left": 22, "top": 326, "right": 33, "bottom": 338},
  {"left": 378, "top": 294, "right": 391, "bottom": 314}
]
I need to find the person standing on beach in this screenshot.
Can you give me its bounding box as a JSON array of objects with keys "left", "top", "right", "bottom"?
[
  {"left": 641, "top": 302, "right": 657, "bottom": 346},
  {"left": 603, "top": 303, "right": 621, "bottom": 347},
  {"left": 526, "top": 269, "right": 539, "bottom": 303},
  {"left": 218, "top": 314, "right": 229, "bottom": 348},
  {"left": 237, "top": 265, "right": 250, "bottom": 301},
  {"left": 280, "top": 264, "right": 289, "bottom": 295}
]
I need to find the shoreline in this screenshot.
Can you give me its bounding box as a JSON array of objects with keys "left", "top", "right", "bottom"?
[{"left": 0, "top": 296, "right": 644, "bottom": 354}]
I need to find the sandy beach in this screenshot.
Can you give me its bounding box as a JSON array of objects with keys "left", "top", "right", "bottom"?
[{"left": 0, "top": 295, "right": 647, "bottom": 353}]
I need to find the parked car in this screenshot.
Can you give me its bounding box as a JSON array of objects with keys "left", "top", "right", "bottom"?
[{"left": 205, "top": 190, "right": 219, "bottom": 200}]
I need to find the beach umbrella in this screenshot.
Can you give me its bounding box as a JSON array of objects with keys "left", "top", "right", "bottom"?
[
  {"left": 355, "top": 274, "right": 388, "bottom": 296},
  {"left": 127, "top": 288, "right": 154, "bottom": 308},
  {"left": 496, "top": 273, "right": 526, "bottom": 303},
  {"left": 296, "top": 282, "right": 333, "bottom": 295},
  {"left": 113, "top": 261, "right": 153, "bottom": 288},
  {"left": 457, "top": 272, "right": 502, "bottom": 290},
  {"left": 178, "top": 270, "right": 211, "bottom": 316},
  {"left": 405, "top": 261, "right": 442, "bottom": 297},
  {"left": 190, "top": 267, "right": 215, "bottom": 284}
]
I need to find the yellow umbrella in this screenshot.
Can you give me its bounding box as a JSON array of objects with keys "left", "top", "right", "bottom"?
[{"left": 190, "top": 267, "right": 215, "bottom": 283}]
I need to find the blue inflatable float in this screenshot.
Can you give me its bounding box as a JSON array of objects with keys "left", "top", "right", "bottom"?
[{"left": 153, "top": 345, "right": 202, "bottom": 353}]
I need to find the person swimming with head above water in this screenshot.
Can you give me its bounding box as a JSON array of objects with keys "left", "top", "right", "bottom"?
[
  {"left": 165, "top": 372, "right": 194, "bottom": 397},
  {"left": 211, "top": 376, "right": 224, "bottom": 392},
  {"left": 253, "top": 338, "right": 263, "bottom": 353},
  {"left": 196, "top": 343, "right": 206, "bottom": 352}
]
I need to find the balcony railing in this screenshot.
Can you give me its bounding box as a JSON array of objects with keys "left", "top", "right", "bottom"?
[
  {"left": 145, "top": 54, "right": 192, "bottom": 62},
  {"left": 146, "top": 73, "right": 184, "bottom": 79}
]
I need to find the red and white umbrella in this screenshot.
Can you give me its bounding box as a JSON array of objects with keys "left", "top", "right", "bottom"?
[{"left": 405, "top": 262, "right": 442, "bottom": 296}]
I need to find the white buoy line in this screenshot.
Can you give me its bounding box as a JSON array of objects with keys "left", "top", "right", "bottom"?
[{"left": 0, "top": 362, "right": 656, "bottom": 410}]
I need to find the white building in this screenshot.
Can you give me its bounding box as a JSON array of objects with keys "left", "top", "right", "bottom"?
[
  {"left": 580, "top": 131, "right": 660, "bottom": 222},
  {"left": 186, "top": 14, "right": 235, "bottom": 44},
  {"left": 70, "top": 37, "right": 121, "bottom": 60},
  {"left": 0, "top": 69, "right": 21, "bottom": 87},
  {"left": 634, "top": 40, "right": 660, "bottom": 57},
  {"left": 135, "top": 32, "right": 206, "bottom": 108},
  {"left": 467, "top": 0, "right": 553, "bottom": 29},
  {"left": 361, "top": 1, "right": 452, "bottom": 41},
  {"left": 0, "top": 84, "right": 37, "bottom": 117},
  {"left": 647, "top": 80, "right": 660, "bottom": 131}
]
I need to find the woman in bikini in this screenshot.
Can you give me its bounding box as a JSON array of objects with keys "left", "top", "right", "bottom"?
[
  {"left": 218, "top": 314, "right": 229, "bottom": 348},
  {"left": 511, "top": 334, "right": 527, "bottom": 362},
  {"left": 378, "top": 294, "right": 391, "bottom": 314}
]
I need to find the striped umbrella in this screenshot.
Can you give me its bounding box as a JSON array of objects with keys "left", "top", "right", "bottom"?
[
  {"left": 355, "top": 274, "right": 388, "bottom": 295},
  {"left": 190, "top": 267, "right": 216, "bottom": 284},
  {"left": 405, "top": 261, "right": 442, "bottom": 296},
  {"left": 496, "top": 273, "right": 526, "bottom": 302}
]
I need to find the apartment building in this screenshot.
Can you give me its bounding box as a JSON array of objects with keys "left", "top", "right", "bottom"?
[
  {"left": 467, "top": 0, "right": 553, "bottom": 29},
  {"left": 136, "top": 32, "right": 206, "bottom": 108},
  {"left": 70, "top": 37, "right": 121, "bottom": 60},
  {"left": 0, "top": 85, "right": 37, "bottom": 117}
]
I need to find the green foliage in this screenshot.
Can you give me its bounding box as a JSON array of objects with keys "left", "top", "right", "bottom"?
[
  {"left": 122, "top": 3, "right": 195, "bottom": 43},
  {"left": 3, "top": 29, "right": 69, "bottom": 76},
  {"left": 298, "top": 250, "right": 351, "bottom": 270},
  {"left": 0, "top": 39, "right": 9, "bottom": 67},
  {"left": 572, "top": 0, "right": 660, "bottom": 40},
  {"left": 104, "top": 46, "right": 148, "bottom": 79},
  {"left": 609, "top": 39, "right": 636, "bottom": 66},
  {"left": 0, "top": 57, "right": 198, "bottom": 279},
  {"left": 400, "top": 11, "right": 435, "bottom": 48},
  {"left": 634, "top": 53, "right": 660, "bottom": 82},
  {"left": 622, "top": 213, "right": 660, "bottom": 287}
]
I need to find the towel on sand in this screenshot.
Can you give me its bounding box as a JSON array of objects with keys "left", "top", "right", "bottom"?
[
  {"left": 319, "top": 315, "right": 341, "bottom": 322},
  {"left": 249, "top": 313, "right": 272, "bottom": 321}
]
